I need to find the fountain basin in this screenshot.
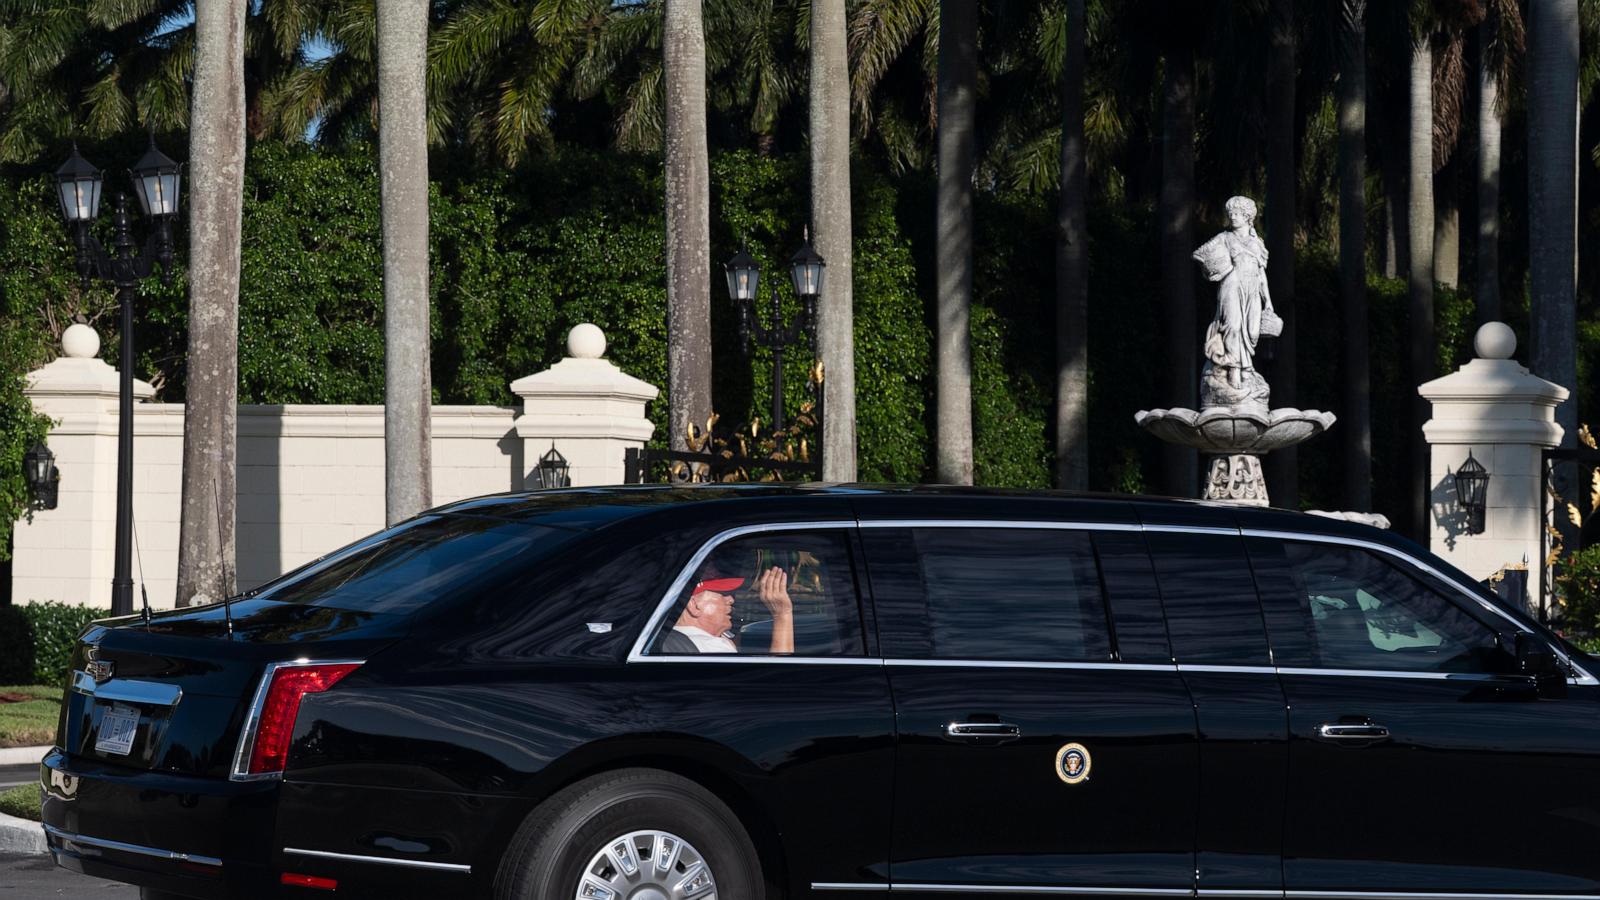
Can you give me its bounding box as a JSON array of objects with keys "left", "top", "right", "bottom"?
[{"left": 1134, "top": 406, "right": 1337, "bottom": 454}]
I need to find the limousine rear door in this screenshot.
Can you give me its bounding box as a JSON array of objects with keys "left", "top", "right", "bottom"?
[
  {"left": 860, "top": 524, "right": 1199, "bottom": 896},
  {"left": 1247, "top": 534, "right": 1600, "bottom": 896}
]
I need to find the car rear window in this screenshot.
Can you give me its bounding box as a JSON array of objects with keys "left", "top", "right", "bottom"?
[{"left": 251, "top": 515, "right": 577, "bottom": 615}]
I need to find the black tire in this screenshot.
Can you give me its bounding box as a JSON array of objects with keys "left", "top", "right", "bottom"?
[{"left": 493, "top": 768, "right": 764, "bottom": 900}]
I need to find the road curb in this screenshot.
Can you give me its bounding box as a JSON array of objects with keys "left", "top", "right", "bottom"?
[
  {"left": 0, "top": 746, "right": 48, "bottom": 766},
  {"left": 0, "top": 809, "right": 45, "bottom": 855}
]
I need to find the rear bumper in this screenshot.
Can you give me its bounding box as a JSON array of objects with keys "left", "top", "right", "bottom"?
[{"left": 40, "top": 747, "right": 279, "bottom": 898}]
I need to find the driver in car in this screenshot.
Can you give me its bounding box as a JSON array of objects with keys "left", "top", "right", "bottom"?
[{"left": 663, "top": 566, "right": 793, "bottom": 654}]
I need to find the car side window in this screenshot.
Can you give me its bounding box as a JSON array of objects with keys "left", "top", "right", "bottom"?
[
  {"left": 1279, "top": 541, "right": 1501, "bottom": 673},
  {"left": 1145, "top": 531, "right": 1272, "bottom": 665},
  {"left": 649, "top": 529, "right": 865, "bottom": 657},
  {"left": 865, "top": 527, "right": 1112, "bottom": 662}
]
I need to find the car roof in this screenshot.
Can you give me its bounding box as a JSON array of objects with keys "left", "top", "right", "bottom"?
[{"left": 424, "top": 483, "right": 1415, "bottom": 555}]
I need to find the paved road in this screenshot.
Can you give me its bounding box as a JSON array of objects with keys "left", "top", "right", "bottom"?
[
  {"left": 1, "top": 763, "right": 39, "bottom": 790},
  {"left": 0, "top": 852, "right": 137, "bottom": 896}
]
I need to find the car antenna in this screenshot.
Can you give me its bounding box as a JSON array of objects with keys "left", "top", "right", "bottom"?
[
  {"left": 132, "top": 511, "right": 152, "bottom": 628},
  {"left": 212, "top": 479, "right": 235, "bottom": 640}
]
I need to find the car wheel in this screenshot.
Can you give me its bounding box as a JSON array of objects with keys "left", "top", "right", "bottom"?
[{"left": 494, "top": 768, "right": 764, "bottom": 900}]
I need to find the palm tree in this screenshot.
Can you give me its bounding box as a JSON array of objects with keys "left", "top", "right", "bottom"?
[
  {"left": 848, "top": 0, "right": 937, "bottom": 175},
  {"left": 1527, "top": 0, "right": 1580, "bottom": 529},
  {"left": 1405, "top": 21, "right": 1434, "bottom": 539},
  {"left": 1160, "top": 39, "right": 1197, "bottom": 498},
  {"left": 175, "top": 0, "right": 247, "bottom": 607},
  {"left": 663, "top": 0, "right": 711, "bottom": 451},
  {"left": 377, "top": 0, "right": 432, "bottom": 524},
  {"left": 935, "top": 0, "right": 977, "bottom": 485},
  {"left": 1475, "top": 0, "right": 1523, "bottom": 325},
  {"left": 809, "top": 0, "right": 856, "bottom": 481},
  {"left": 1337, "top": 0, "right": 1370, "bottom": 512},
  {"left": 1054, "top": 0, "right": 1089, "bottom": 491},
  {"left": 1265, "top": 0, "right": 1296, "bottom": 506}
]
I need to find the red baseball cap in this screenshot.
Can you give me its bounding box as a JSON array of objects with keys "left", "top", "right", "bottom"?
[{"left": 691, "top": 577, "right": 744, "bottom": 597}]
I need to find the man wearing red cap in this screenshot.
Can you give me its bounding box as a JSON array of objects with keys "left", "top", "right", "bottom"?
[{"left": 665, "top": 566, "right": 794, "bottom": 654}]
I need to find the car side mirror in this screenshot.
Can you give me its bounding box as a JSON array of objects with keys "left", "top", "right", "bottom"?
[{"left": 1513, "top": 632, "right": 1567, "bottom": 699}]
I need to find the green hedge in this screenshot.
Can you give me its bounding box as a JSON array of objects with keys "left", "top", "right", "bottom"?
[
  {"left": 0, "top": 140, "right": 1540, "bottom": 523},
  {"left": 0, "top": 603, "right": 108, "bottom": 686}
]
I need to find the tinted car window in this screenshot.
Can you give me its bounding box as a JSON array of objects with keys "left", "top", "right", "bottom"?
[
  {"left": 1146, "top": 531, "right": 1271, "bottom": 665},
  {"left": 866, "top": 527, "right": 1111, "bottom": 662},
  {"left": 1092, "top": 531, "right": 1173, "bottom": 663},
  {"left": 1280, "top": 541, "right": 1502, "bottom": 672},
  {"left": 650, "top": 529, "right": 864, "bottom": 656},
  {"left": 252, "top": 515, "right": 576, "bottom": 615}
]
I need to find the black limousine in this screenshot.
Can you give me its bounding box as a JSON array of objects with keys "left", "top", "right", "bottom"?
[{"left": 39, "top": 485, "right": 1600, "bottom": 899}]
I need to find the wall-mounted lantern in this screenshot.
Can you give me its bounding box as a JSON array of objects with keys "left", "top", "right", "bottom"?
[
  {"left": 24, "top": 441, "right": 59, "bottom": 510},
  {"left": 1454, "top": 449, "right": 1490, "bottom": 535},
  {"left": 533, "top": 443, "right": 571, "bottom": 489}
]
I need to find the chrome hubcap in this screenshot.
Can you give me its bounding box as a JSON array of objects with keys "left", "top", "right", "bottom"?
[{"left": 574, "top": 829, "right": 717, "bottom": 900}]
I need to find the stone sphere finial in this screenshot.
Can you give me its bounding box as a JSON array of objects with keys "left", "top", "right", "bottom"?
[
  {"left": 567, "top": 323, "right": 606, "bottom": 359},
  {"left": 1474, "top": 321, "right": 1516, "bottom": 360},
  {"left": 62, "top": 322, "right": 100, "bottom": 359}
]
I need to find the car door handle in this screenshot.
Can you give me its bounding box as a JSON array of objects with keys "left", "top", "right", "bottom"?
[
  {"left": 1315, "top": 722, "right": 1390, "bottom": 742},
  {"left": 943, "top": 721, "right": 1021, "bottom": 743}
]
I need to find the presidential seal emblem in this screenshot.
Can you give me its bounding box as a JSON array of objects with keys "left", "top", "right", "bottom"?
[{"left": 1056, "top": 742, "right": 1091, "bottom": 784}]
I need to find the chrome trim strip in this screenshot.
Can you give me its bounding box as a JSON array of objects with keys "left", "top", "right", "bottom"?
[
  {"left": 1284, "top": 893, "right": 1600, "bottom": 900},
  {"left": 1276, "top": 667, "right": 1506, "bottom": 682},
  {"left": 1198, "top": 892, "right": 1284, "bottom": 898},
  {"left": 855, "top": 519, "right": 1144, "bottom": 533},
  {"left": 1241, "top": 528, "right": 1600, "bottom": 686},
  {"left": 893, "top": 886, "right": 1191, "bottom": 896},
  {"left": 626, "top": 520, "right": 858, "bottom": 662},
  {"left": 1177, "top": 664, "right": 1277, "bottom": 674},
  {"left": 628, "top": 656, "right": 884, "bottom": 666},
  {"left": 283, "top": 846, "right": 472, "bottom": 874},
  {"left": 810, "top": 883, "right": 891, "bottom": 892},
  {"left": 45, "top": 823, "right": 222, "bottom": 867},
  {"left": 229, "top": 658, "right": 366, "bottom": 783},
  {"left": 1141, "top": 524, "right": 1246, "bottom": 537},
  {"left": 70, "top": 671, "right": 182, "bottom": 707},
  {"left": 887, "top": 658, "right": 1176, "bottom": 672}
]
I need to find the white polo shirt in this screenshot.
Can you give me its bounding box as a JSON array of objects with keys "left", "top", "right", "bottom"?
[{"left": 671, "top": 626, "right": 737, "bottom": 654}]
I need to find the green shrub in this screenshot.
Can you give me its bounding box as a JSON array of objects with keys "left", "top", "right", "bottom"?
[
  {"left": 1557, "top": 545, "right": 1600, "bottom": 638},
  {"left": 0, "top": 783, "right": 40, "bottom": 821},
  {"left": 0, "top": 606, "right": 34, "bottom": 684},
  {"left": 18, "top": 602, "right": 108, "bottom": 686}
]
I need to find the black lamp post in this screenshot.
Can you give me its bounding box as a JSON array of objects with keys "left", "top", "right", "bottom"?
[
  {"left": 724, "top": 232, "right": 824, "bottom": 431},
  {"left": 23, "top": 442, "right": 59, "bottom": 511},
  {"left": 532, "top": 444, "right": 571, "bottom": 489},
  {"left": 1453, "top": 449, "right": 1491, "bottom": 535},
  {"left": 55, "top": 138, "right": 182, "bottom": 616}
]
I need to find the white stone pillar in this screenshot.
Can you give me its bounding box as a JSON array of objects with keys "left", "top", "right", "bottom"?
[
  {"left": 509, "top": 324, "right": 659, "bottom": 487},
  {"left": 15, "top": 324, "right": 155, "bottom": 607},
  {"left": 1419, "top": 322, "right": 1567, "bottom": 605}
]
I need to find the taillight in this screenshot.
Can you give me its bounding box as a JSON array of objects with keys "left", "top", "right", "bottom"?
[{"left": 242, "top": 662, "right": 360, "bottom": 777}]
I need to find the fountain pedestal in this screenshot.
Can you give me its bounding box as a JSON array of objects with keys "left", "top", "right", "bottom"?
[{"left": 1134, "top": 405, "right": 1336, "bottom": 506}]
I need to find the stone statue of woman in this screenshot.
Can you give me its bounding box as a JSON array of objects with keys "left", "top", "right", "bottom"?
[{"left": 1192, "top": 196, "right": 1281, "bottom": 408}]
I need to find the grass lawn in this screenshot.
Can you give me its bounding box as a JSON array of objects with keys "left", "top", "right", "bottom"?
[
  {"left": 0, "top": 685, "right": 60, "bottom": 749},
  {"left": 0, "top": 783, "right": 40, "bottom": 821}
]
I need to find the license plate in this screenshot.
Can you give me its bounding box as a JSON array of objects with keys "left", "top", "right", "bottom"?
[{"left": 94, "top": 703, "right": 140, "bottom": 756}]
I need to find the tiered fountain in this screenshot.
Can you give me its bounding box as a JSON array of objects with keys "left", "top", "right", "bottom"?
[{"left": 1136, "top": 196, "right": 1335, "bottom": 506}]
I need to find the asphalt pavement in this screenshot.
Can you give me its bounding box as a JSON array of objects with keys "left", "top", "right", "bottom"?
[
  {"left": 0, "top": 852, "right": 137, "bottom": 896},
  {"left": 1, "top": 763, "right": 38, "bottom": 790}
]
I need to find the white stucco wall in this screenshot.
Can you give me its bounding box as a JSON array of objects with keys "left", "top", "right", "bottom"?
[{"left": 12, "top": 324, "right": 657, "bottom": 609}]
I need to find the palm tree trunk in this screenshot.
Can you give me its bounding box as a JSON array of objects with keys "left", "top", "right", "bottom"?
[
  {"left": 378, "top": 0, "right": 432, "bottom": 524},
  {"left": 1054, "top": 0, "right": 1089, "bottom": 491},
  {"left": 175, "top": 0, "right": 246, "bottom": 607},
  {"left": 1434, "top": 159, "right": 1461, "bottom": 288},
  {"left": 935, "top": 0, "right": 977, "bottom": 485},
  {"left": 1475, "top": 16, "right": 1502, "bottom": 324},
  {"left": 1265, "top": 0, "right": 1297, "bottom": 507},
  {"left": 1527, "top": 0, "right": 1580, "bottom": 551},
  {"left": 810, "top": 0, "right": 855, "bottom": 481},
  {"left": 664, "top": 0, "right": 713, "bottom": 452},
  {"left": 1338, "top": 0, "right": 1371, "bottom": 512},
  {"left": 1407, "top": 34, "right": 1435, "bottom": 540},
  {"left": 1160, "top": 45, "right": 1197, "bottom": 498}
]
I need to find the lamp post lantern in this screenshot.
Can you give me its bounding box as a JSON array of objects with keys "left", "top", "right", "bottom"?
[
  {"left": 725, "top": 234, "right": 823, "bottom": 432},
  {"left": 23, "top": 442, "right": 59, "bottom": 511},
  {"left": 533, "top": 444, "right": 571, "bottom": 489},
  {"left": 1453, "top": 450, "right": 1491, "bottom": 536},
  {"left": 55, "top": 138, "right": 181, "bottom": 616}
]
